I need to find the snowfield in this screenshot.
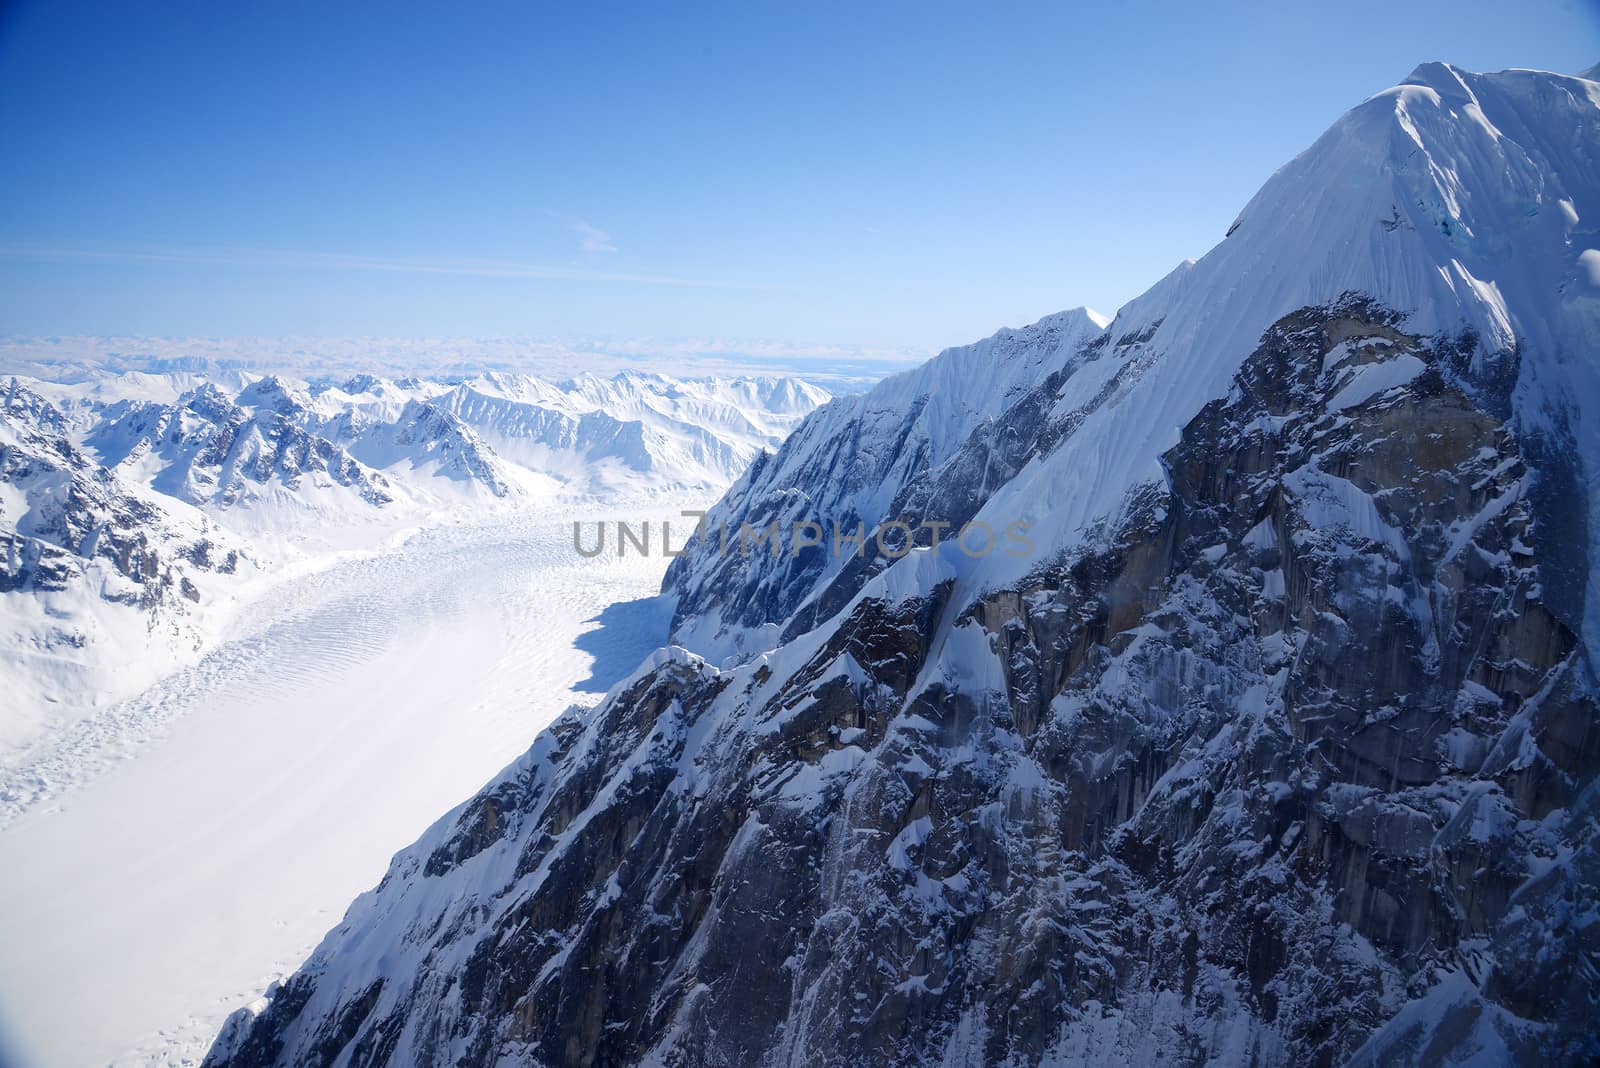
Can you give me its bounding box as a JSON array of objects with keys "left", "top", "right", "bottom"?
[{"left": 0, "top": 505, "right": 696, "bottom": 1067}]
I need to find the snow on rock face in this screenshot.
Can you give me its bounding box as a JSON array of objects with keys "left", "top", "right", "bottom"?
[
  {"left": 663, "top": 307, "right": 1108, "bottom": 661},
  {"left": 0, "top": 379, "right": 251, "bottom": 751},
  {"left": 947, "top": 63, "right": 1600, "bottom": 645},
  {"left": 41, "top": 368, "right": 828, "bottom": 521},
  {"left": 203, "top": 65, "right": 1600, "bottom": 1068},
  {"left": 342, "top": 398, "right": 518, "bottom": 499},
  {"left": 425, "top": 371, "right": 827, "bottom": 494},
  {"left": 203, "top": 302, "right": 1600, "bottom": 1068},
  {"left": 666, "top": 65, "right": 1599, "bottom": 666},
  {"left": 88, "top": 381, "right": 398, "bottom": 512}
]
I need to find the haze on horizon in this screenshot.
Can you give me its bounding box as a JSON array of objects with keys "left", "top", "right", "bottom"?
[{"left": 1, "top": 0, "right": 1597, "bottom": 357}]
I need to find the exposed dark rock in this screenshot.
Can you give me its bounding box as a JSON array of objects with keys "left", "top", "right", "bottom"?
[{"left": 202, "top": 302, "right": 1600, "bottom": 1067}]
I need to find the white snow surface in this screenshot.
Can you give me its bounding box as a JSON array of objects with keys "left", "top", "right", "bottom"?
[
  {"left": 891, "top": 63, "right": 1600, "bottom": 661},
  {"left": 0, "top": 508, "right": 694, "bottom": 1067},
  {"left": 766, "top": 304, "right": 1109, "bottom": 530},
  {"left": 668, "top": 306, "right": 1109, "bottom": 660}
]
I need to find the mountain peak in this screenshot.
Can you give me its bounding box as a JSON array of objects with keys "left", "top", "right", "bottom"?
[
  {"left": 1400, "top": 60, "right": 1475, "bottom": 102},
  {"left": 1042, "top": 305, "right": 1111, "bottom": 332}
]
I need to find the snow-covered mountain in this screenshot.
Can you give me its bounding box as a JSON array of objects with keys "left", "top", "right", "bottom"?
[
  {"left": 87, "top": 378, "right": 399, "bottom": 512},
  {"left": 0, "top": 379, "right": 249, "bottom": 747},
  {"left": 0, "top": 369, "right": 827, "bottom": 760},
  {"left": 423, "top": 371, "right": 830, "bottom": 495},
  {"left": 64, "top": 369, "right": 828, "bottom": 515},
  {"left": 206, "top": 64, "right": 1600, "bottom": 1066},
  {"left": 664, "top": 306, "right": 1110, "bottom": 660}
]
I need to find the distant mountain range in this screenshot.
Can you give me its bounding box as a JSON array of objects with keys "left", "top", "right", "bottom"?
[
  {"left": 0, "top": 335, "right": 920, "bottom": 393},
  {"left": 0, "top": 368, "right": 828, "bottom": 755}
]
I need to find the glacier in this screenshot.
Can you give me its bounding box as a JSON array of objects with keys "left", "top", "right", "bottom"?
[{"left": 0, "top": 366, "right": 828, "bottom": 1066}]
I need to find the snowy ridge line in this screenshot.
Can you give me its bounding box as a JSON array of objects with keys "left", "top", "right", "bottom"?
[
  {"left": 198, "top": 62, "right": 1600, "bottom": 1068},
  {"left": 669, "top": 61, "right": 1600, "bottom": 669},
  {"left": 663, "top": 306, "right": 1109, "bottom": 661}
]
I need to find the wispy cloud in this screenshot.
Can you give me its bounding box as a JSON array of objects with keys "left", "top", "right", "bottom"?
[
  {"left": 0, "top": 244, "right": 765, "bottom": 290},
  {"left": 570, "top": 220, "right": 616, "bottom": 254},
  {"left": 0, "top": 333, "right": 928, "bottom": 390}
]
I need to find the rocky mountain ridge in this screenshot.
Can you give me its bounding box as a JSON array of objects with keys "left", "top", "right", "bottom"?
[{"left": 203, "top": 63, "right": 1600, "bottom": 1066}]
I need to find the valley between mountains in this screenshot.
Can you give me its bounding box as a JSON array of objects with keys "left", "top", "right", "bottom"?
[
  {"left": 0, "top": 510, "right": 685, "bottom": 1066},
  {"left": 0, "top": 369, "right": 828, "bottom": 1065}
]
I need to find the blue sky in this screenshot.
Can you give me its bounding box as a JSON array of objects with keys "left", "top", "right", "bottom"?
[{"left": 1, "top": 0, "right": 1597, "bottom": 355}]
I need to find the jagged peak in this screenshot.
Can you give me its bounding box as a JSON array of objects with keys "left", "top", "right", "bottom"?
[
  {"left": 1399, "top": 60, "right": 1477, "bottom": 103},
  {"left": 234, "top": 375, "right": 310, "bottom": 415},
  {"left": 337, "top": 372, "right": 389, "bottom": 395},
  {"left": 1033, "top": 305, "right": 1110, "bottom": 332},
  {"left": 181, "top": 381, "right": 238, "bottom": 414}
]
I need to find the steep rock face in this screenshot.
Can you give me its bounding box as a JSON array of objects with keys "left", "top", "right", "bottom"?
[
  {"left": 0, "top": 380, "right": 240, "bottom": 614},
  {"left": 664, "top": 308, "right": 1108, "bottom": 661},
  {"left": 204, "top": 63, "right": 1600, "bottom": 1067},
  {"left": 89, "top": 381, "right": 395, "bottom": 509},
  {"left": 954, "top": 63, "right": 1600, "bottom": 656},
  {"left": 202, "top": 302, "right": 1599, "bottom": 1068}
]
